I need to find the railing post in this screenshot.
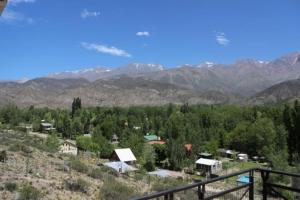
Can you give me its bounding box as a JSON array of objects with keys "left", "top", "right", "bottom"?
[
  {"left": 261, "top": 170, "right": 270, "bottom": 200},
  {"left": 164, "top": 194, "right": 168, "bottom": 200},
  {"left": 169, "top": 193, "right": 174, "bottom": 200},
  {"left": 164, "top": 193, "right": 173, "bottom": 200},
  {"left": 249, "top": 170, "right": 254, "bottom": 200},
  {"left": 198, "top": 184, "right": 205, "bottom": 200}
]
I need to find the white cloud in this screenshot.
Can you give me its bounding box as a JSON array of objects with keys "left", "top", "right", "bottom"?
[
  {"left": 1, "top": 0, "right": 35, "bottom": 24},
  {"left": 81, "top": 42, "right": 131, "bottom": 58},
  {"left": 9, "top": 0, "right": 36, "bottom": 6},
  {"left": 215, "top": 32, "right": 230, "bottom": 46},
  {"left": 81, "top": 9, "right": 100, "bottom": 19},
  {"left": 136, "top": 31, "right": 150, "bottom": 37},
  {"left": 0, "top": 9, "right": 33, "bottom": 24}
]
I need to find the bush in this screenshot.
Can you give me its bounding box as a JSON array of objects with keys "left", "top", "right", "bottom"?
[
  {"left": 99, "top": 179, "right": 138, "bottom": 200},
  {"left": 19, "top": 183, "right": 44, "bottom": 200},
  {"left": 88, "top": 166, "right": 119, "bottom": 180},
  {"left": 4, "top": 182, "right": 17, "bottom": 192},
  {"left": 44, "top": 134, "right": 60, "bottom": 153},
  {"left": 151, "top": 178, "right": 185, "bottom": 192},
  {"left": 69, "top": 158, "right": 88, "bottom": 173},
  {"left": 99, "top": 166, "right": 119, "bottom": 177},
  {"left": 8, "top": 142, "right": 24, "bottom": 152},
  {"left": 88, "top": 168, "right": 104, "bottom": 179},
  {"left": 65, "top": 178, "right": 89, "bottom": 193}
]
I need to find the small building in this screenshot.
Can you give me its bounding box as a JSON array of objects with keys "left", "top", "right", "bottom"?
[
  {"left": 59, "top": 140, "right": 78, "bottom": 155},
  {"left": 184, "top": 144, "right": 192, "bottom": 156},
  {"left": 218, "top": 149, "right": 235, "bottom": 158},
  {"left": 195, "top": 158, "right": 222, "bottom": 175},
  {"left": 110, "top": 148, "right": 137, "bottom": 165},
  {"left": 40, "top": 122, "right": 55, "bottom": 133},
  {"left": 144, "top": 133, "right": 160, "bottom": 142},
  {"left": 111, "top": 134, "right": 119, "bottom": 144},
  {"left": 237, "top": 153, "right": 248, "bottom": 162},
  {"left": 199, "top": 152, "right": 213, "bottom": 159},
  {"left": 104, "top": 161, "right": 137, "bottom": 173},
  {"left": 83, "top": 134, "right": 92, "bottom": 138},
  {"left": 148, "top": 140, "right": 166, "bottom": 145}
]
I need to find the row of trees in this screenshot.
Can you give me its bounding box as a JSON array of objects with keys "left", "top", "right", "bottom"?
[{"left": 0, "top": 99, "right": 299, "bottom": 169}]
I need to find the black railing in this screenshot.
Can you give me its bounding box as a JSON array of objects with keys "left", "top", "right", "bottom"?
[{"left": 131, "top": 168, "right": 300, "bottom": 200}]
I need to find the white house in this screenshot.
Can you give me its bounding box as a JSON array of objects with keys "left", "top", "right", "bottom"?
[
  {"left": 195, "top": 158, "right": 222, "bottom": 175},
  {"left": 40, "top": 121, "right": 55, "bottom": 133},
  {"left": 110, "top": 148, "right": 137, "bottom": 165},
  {"left": 59, "top": 140, "right": 78, "bottom": 155},
  {"left": 237, "top": 153, "right": 248, "bottom": 162}
]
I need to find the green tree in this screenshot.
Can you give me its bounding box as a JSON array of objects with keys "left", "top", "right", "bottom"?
[{"left": 72, "top": 97, "right": 82, "bottom": 118}]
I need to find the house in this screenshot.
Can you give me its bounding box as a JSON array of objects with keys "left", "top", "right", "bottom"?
[
  {"left": 237, "top": 153, "right": 248, "bottom": 162},
  {"left": 218, "top": 149, "right": 235, "bottom": 158},
  {"left": 148, "top": 140, "right": 166, "bottom": 145},
  {"left": 40, "top": 121, "right": 55, "bottom": 133},
  {"left": 199, "top": 152, "right": 213, "bottom": 159},
  {"left": 59, "top": 140, "right": 78, "bottom": 155},
  {"left": 195, "top": 158, "right": 222, "bottom": 175},
  {"left": 110, "top": 148, "right": 137, "bottom": 165},
  {"left": 184, "top": 144, "right": 192, "bottom": 156},
  {"left": 104, "top": 161, "right": 137, "bottom": 173},
  {"left": 144, "top": 133, "right": 166, "bottom": 145},
  {"left": 144, "top": 133, "right": 160, "bottom": 142}
]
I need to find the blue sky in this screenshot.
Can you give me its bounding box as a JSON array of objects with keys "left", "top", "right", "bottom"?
[{"left": 0, "top": 0, "right": 300, "bottom": 80}]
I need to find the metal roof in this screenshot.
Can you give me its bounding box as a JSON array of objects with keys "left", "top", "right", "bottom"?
[
  {"left": 104, "top": 161, "right": 137, "bottom": 173},
  {"left": 195, "top": 158, "right": 221, "bottom": 166},
  {"left": 144, "top": 134, "right": 159, "bottom": 141},
  {"left": 114, "top": 148, "right": 137, "bottom": 162}
]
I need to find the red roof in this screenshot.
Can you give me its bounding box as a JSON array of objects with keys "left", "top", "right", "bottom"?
[
  {"left": 148, "top": 140, "right": 166, "bottom": 145},
  {"left": 184, "top": 144, "right": 192, "bottom": 152}
]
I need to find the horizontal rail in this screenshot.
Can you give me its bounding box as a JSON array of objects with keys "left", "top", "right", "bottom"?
[
  {"left": 259, "top": 168, "right": 300, "bottom": 178},
  {"left": 131, "top": 168, "right": 254, "bottom": 200},
  {"left": 131, "top": 168, "right": 300, "bottom": 200},
  {"left": 204, "top": 183, "right": 251, "bottom": 200},
  {"left": 267, "top": 182, "right": 300, "bottom": 193}
]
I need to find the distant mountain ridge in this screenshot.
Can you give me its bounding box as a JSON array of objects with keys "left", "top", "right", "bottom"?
[
  {"left": 249, "top": 78, "right": 300, "bottom": 104},
  {"left": 1, "top": 52, "right": 300, "bottom": 107},
  {"left": 48, "top": 63, "right": 164, "bottom": 81},
  {"left": 46, "top": 52, "right": 300, "bottom": 96}
]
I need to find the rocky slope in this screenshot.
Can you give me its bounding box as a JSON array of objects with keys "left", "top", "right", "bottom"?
[{"left": 249, "top": 78, "right": 300, "bottom": 104}]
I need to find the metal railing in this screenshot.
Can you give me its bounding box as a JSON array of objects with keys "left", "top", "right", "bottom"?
[{"left": 131, "top": 168, "right": 300, "bottom": 200}]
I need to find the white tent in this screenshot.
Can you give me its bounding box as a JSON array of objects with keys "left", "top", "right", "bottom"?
[{"left": 113, "top": 148, "right": 137, "bottom": 162}]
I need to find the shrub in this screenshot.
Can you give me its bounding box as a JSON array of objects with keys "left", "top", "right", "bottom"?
[
  {"left": 99, "top": 166, "right": 119, "bottom": 177},
  {"left": 19, "top": 183, "right": 44, "bottom": 200},
  {"left": 44, "top": 134, "right": 60, "bottom": 153},
  {"left": 65, "top": 178, "right": 89, "bottom": 193},
  {"left": 8, "top": 142, "right": 24, "bottom": 152},
  {"left": 4, "top": 182, "right": 17, "bottom": 192},
  {"left": 151, "top": 178, "right": 185, "bottom": 192},
  {"left": 69, "top": 158, "right": 88, "bottom": 173},
  {"left": 88, "top": 168, "right": 104, "bottom": 179},
  {"left": 99, "top": 179, "right": 138, "bottom": 200}
]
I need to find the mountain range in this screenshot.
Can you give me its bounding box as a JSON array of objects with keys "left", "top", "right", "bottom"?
[{"left": 1, "top": 52, "right": 300, "bottom": 107}]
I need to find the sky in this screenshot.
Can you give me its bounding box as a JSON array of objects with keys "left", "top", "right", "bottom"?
[{"left": 0, "top": 0, "right": 300, "bottom": 80}]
